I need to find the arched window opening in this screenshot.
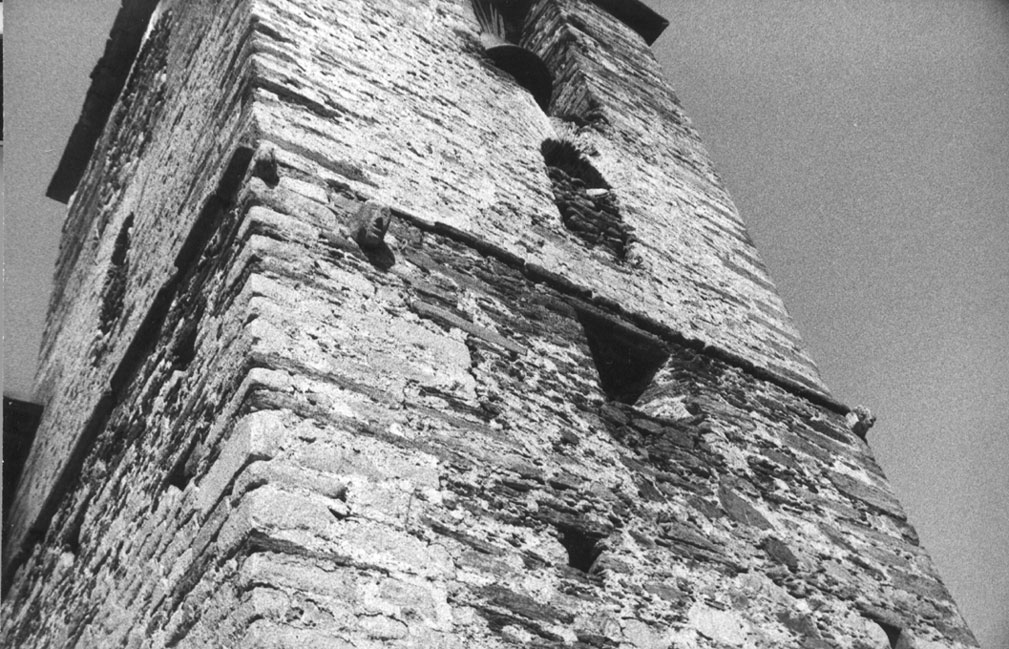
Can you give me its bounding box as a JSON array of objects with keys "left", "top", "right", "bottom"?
[
  {"left": 471, "top": 0, "right": 553, "bottom": 110},
  {"left": 541, "top": 139, "right": 632, "bottom": 260}
]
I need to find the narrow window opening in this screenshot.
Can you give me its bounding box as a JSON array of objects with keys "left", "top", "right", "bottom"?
[
  {"left": 99, "top": 214, "right": 134, "bottom": 334},
  {"left": 556, "top": 523, "right": 605, "bottom": 573},
  {"left": 577, "top": 307, "right": 668, "bottom": 405},
  {"left": 542, "top": 140, "right": 632, "bottom": 259},
  {"left": 471, "top": 0, "right": 553, "bottom": 110}
]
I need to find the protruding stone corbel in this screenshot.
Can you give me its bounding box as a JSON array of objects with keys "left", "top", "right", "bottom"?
[
  {"left": 845, "top": 405, "right": 876, "bottom": 439},
  {"left": 352, "top": 200, "right": 393, "bottom": 250}
]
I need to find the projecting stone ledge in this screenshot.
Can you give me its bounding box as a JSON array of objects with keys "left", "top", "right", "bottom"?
[
  {"left": 373, "top": 201, "right": 844, "bottom": 416},
  {"left": 590, "top": 0, "right": 669, "bottom": 44}
]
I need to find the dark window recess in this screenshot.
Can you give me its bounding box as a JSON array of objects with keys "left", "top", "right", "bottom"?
[
  {"left": 542, "top": 139, "right": 632, "bottom": 260},
  {"left": 164, "top": 451, "right": 193, "bottom": 491},
  {"left": 577, "top": 307, "right": 668, "bottom": 404},
  {"left": 557, "top": 523, "right": 605, "bottom": 573},
  {"left": 471, "top": 0, "right": 553, "bottom": 110},
  {"left": 99, "top": 214, "right": 135, "bottom": 333}
]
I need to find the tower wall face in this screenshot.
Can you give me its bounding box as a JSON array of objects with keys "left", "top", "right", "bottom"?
[
  {"left": 5, "top": 0, "right": 259, "bottom": 560},
  {"left": 246, "top": 0, "right": 825, "bottom": 392},
  {"left": 2, "top": 1, "right": 977, "bottom": 648}
]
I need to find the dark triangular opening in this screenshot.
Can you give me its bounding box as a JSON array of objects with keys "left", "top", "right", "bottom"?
[
  {"left": 577, "top": 308, "right": 668, "bottom": 404},
  {"left": 165, "top": 455, "right": 191, "bottom": 491}
]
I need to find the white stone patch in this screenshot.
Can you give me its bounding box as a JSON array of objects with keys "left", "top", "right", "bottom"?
[
  {"left": 520, "top": 571, "right": 559, "bottom": 604},
  {"left": 622, "top": 618, "right": 666, "bottom": 649},
  {"left": 734, "top": 572, "right": 793, "bottom": 608},
  {"left": 719, "top": 443, "right": 753, "bottom": 473},
  {"left": 665, "top": 626, "right": 703, "bottom": 649},
  {"left": 636, "top": 394, "right": 693, "bottom": 420},
  {"left": 830, "top": 457, "right": 875, "bottom": 484},
  {"left": 687, "top": 602, "right": 749, "bottom": 646}
]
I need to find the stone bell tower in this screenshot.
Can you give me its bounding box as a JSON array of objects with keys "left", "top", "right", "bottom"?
[{"left": 2, "top": 0, "right": 977, "bottom": 647}]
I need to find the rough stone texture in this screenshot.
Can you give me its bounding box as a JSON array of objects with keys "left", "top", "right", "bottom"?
[
  {"left": 1, "top": 1, "right": 978, "bottom": 648},
  {"left": 245, "top": 0, "right": 826, "bottom": 392},
  {"left": 4, "top": 0, "right": 259, "bottom": 564},
  {"left": 543, "top": 140, "right": 631, "bottom": 260}
]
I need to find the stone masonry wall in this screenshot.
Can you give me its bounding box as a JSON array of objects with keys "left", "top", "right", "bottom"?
[
  {"left": 2, "top": 147, "right": 977, "bottom": 647},
  {"left": 245, "top": 0, "right": 826, "bottom": 393},
  {"left": 4, "top": 0, "right": 260, "bottom": 563},
  {"left": 1, "top": 0, "right": 977, "bottom": 648}
]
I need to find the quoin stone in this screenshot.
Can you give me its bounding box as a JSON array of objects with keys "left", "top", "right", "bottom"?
[{"left": 2, "top": 1, "right": 978, "bottom": 648}]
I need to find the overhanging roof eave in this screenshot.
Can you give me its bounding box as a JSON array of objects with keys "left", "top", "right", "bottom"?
[{"left": 46, "top": 0, "right": 161, "bottom": 204}]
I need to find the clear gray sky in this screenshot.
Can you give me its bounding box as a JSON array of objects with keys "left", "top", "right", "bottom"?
[{"left": 3, "top": 1, "right": 1007, "bottom": 647}]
